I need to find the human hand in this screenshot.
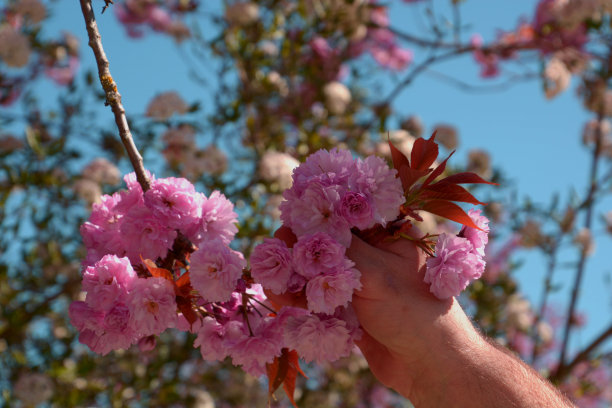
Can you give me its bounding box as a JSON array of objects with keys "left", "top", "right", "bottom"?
[{"left": 265, "top": 226, "right": 483, "bottom": 400}]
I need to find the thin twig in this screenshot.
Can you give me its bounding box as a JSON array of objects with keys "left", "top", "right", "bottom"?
[
  {"left": 557, "top": 111, "right": 605, "bottom": 371},
  {"left": 530, "top": 241, "right": 559, "bottom": 364},
  {"left": 78, "top": 0, "right": 151, "bottom": 192},
  {"left": 551, "top": 322, "right": 612, "bottom": 383}
]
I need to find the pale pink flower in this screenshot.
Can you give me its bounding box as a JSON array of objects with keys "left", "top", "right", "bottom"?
[
  {"left": 225, "top": 2, "right": 259, "bottom": 26},
  {"left": 544, "top": 56, "right": 571, "bottom": 99},
  {"left": 190, "top": 239, "right": 245, "bottom": 302},
  {"left": 323, "top": 82, "right": 352, "bottom": 115},
  {"left": 145, "top": 91, "right": 188, "bottom": 120},
  {"left": 425, "top": 233, "right": 485, "bottom": 299},
  {"left": 128, "top": 277, "right": 177, "bottom": 335},
  {"left": 259, "top": 151, "right": 299, "bottom": 190},
  {"left": 0, "top": 26, "right": 31, "bottom": 68},
  {"left": 82, "top": 158, "right": 121, "bottom": 185},
  {"left": 73, "top": 179, "right": 102, "bottom": 205},
  {"left": 250, "top": 238, "right": 293, "bottom": 295}
]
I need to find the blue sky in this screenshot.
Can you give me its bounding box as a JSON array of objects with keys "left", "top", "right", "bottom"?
[{"left": 42, "top": 0, "right": 611, "bottom": 354}]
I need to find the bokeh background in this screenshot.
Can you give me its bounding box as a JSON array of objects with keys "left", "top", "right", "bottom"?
[{"left": 1, "top": 0, "right": 611, "bottom": 406}]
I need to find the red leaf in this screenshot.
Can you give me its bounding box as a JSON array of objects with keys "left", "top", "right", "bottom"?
[
  {"left": 421, "top": 182, "right": 486, "bottom": 205},
  {"left": 438, "top": 171, "right": 497, "bottom": 185},
  {"left": 175, "top": 271, "right": 191, "bottom": 289},
  {"left": 267, "top": 351, "right": 288, "bottom": 396},
  {"left": 274, "top": 225, "right": 298, "bottom": 249},
  {"left": 283, "top": 350, "right": 306, "bottom": 408},
  {"left": 410, "top": 133, "right": 439, "bottom": 171},
  {"left": 141, "top": 257, "right": 174, "bottom": 282},
  {"left": 388, "top": 139, "right": 410, "bottom": 171},
  {"left": 266, "top": 349, "right": 306, "bottom": 407},
  {"left": 399, "top": 165, "right": 430, "bottom": 191},
  {"left": 422, "top": 150, "right": 455, "bottom": 187},
  {"left": 176, "top": 297, "right": 198, "bottom": 326},
  {"left": 420, "top": 199, "right": 481, "bottom": 230}
]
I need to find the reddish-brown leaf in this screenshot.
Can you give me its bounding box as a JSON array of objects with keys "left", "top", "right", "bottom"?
[
  {"left": 421, "top": 182, "right": 486, "bottom": 205},
  {"left": 399, "top": 165, "right": 430, "bottom": 191},
  {"left": 420, "top": 199, "right": 481, "bottom": 230},
  {"left": 267, "top": 350, "right": 289, "bottom": 396},
  {"left": 175, "top": 271, "right": 191, "bottom": 289},
  {"left": 273, "top": 225, "right": 298, "bottom": 249},
  {"left": 176, "top": 297, "right": 198, "bottom": 326},
  {"left": 141, "top": 257, "right": 174, "bottom": 282},
  {"left": 422, "top": 150, "right": 455, "bottom": 187},
  {"left": 438, "top": 171, "right": 497, "bottom": 185},
  {"left": 410, "top": 133, "right": 439, "bottom": 171},
  {"left": 282, "top": 350, "right": 305, "bottom": 408},
  {"left": 388, "top": 139, "right": 410, "bottom": 171}
]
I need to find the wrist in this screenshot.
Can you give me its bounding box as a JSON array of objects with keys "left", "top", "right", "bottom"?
[{"left": 403, "top": 299, "right": 488, "bottom": 405}]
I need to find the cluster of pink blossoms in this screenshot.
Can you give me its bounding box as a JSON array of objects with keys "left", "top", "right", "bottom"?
[
  {"left": 71, "top": 171, "right": 363, "bottom": 375},
  {"left": 71, "top": 174, "right": 245, "bottom": 358},
  {"left": 251, "top": 148, "right": 404, "bottom": 363},
  {"left": 425, "top": 209, "right": 490, "bottom": 299}
]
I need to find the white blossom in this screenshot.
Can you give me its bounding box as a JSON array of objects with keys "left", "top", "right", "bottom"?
[
  {"left": 259, "top": 151, "right": 299, "bottom": 190},
  {"left": 323, "top": 82, "right": 351, "bottom": 115},
  {"left": 145, "top": 91, "right": 188, "bottom": 120}
]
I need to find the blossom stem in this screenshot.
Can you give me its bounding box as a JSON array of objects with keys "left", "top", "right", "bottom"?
[{"left": 78, "top": 0, "right": 151, "bottom": 192}]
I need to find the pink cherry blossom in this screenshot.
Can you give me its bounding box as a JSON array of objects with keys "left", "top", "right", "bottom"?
[
  {"left": 281, "top": 182, "right": 352, "bottom": 247},
  {"left": 128, "top": 277, "right": 177, "bottom": 335},
  {"left": 340, "top": 191, "right": 374, "bottom": 230},
  {"left": 292, "top": 232, "right": 346, "bottom": 279},
  {"left": 144, "top": 177, "right": 202, "bottom": 230},
  {"left": 120, "top": 204, "right": 177, "bottom": 264},
  {"left": 425, "top": 233, "right": 486, "bottom": 299},
  {"left": 355, "top": 155, "right": 404, "bottom": 227},
  {"left": 193, "top": 317, "right": 227, "bottom": 362},
  {"left": 195, "top": 191, "right": 239, "bottom": 245},
  {"left": 82, "top": 255, "right": 136, "bottom": 311},
  {"left": 190, "top": 239, "right": 245, "bottom": 302},
  {"left": 283, "top": 313, "right": 353, "bottom": 364},
  {"left": 250, "top": 238, "right": 293, "bottom": 295},
  {"left": 460, "top": 209, "right": 490, "bottom": 257},
  {"left": 305, "top": 264, "right": 362, "bottom": 314}
]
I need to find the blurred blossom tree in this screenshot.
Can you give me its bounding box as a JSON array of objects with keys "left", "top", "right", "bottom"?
[{"left": 1, "top": 0, "right": 612, "bottom": 406}]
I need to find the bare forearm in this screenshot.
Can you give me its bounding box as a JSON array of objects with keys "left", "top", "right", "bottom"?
[{"left": 405, "top": 305, "right": 574, "bottom": 407}]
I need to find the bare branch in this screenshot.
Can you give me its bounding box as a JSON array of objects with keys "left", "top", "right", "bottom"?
[
  {"left": 78, "top": 0, "right": 151, "bottom": 192},
  {"left": 551, "top": 322, "right": 612, "bottom": 383},
  {"left": 557, "top": 110, "right": 606, "bottom": 370}
]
